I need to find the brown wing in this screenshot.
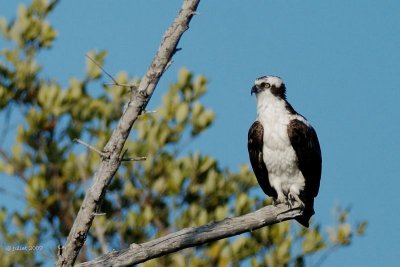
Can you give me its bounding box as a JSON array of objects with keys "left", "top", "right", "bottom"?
[
  {"left": 248, "top": 121, "right": 277, "bottom": 198},
  {"left": 287, "top": 119, "right": 322, "bottom": 198}
]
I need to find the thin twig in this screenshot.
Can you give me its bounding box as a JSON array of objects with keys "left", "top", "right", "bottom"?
[
  {"left": 164, "top": 60, "right": 174, "bottom": 73},
  {"left": 121, "top": 156, "right": 147, "bottom": 162},
  {"left": 73, "top": 139, "right": 106, "bottom": 158},
  {"left": 86, "top": 54, "right": 137, "bottom": 90},
  {"left": 143, "top": 110, "right": 157, "bottom": 114},
  {"left": 119, "top": 148, "right": 146, "bottom": 162},
  {"left": 86, "top": 54, "right": 118, "bottom": 85},
  {"left": 104, "top": 82, "right": 137, "bottom": 89}
]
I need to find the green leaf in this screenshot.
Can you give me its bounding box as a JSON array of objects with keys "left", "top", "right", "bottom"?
[
  {"left": 302, "top": 228, "right": 326, "bottom": 254},
  {"left": 178, "top": 67, "right": 192, "bottom": 87},
  {"left": 175, "top": 102, "right": 189, "bottom": 124},
  {"left": 356, "top": 221, "right": 368, "bottom": 235}
]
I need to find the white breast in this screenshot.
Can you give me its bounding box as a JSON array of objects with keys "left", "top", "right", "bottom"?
[{"left": 256, "top": 94, "right": 307, "bottom": 196}]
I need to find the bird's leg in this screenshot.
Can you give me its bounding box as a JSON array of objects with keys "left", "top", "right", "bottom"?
[
  {"left": 273, "top": 193, "right": 288, "bottom": 207},
  {"left": 288, "top": 191, "right": 304, "bottom": 209},
  {"left": 271, "top": 181, "right": 288, "bottom": 206}
]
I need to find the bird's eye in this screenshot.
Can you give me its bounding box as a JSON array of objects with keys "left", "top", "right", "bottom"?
[{"left": 260, "top": 82, "right": 271, "bottom": 88}]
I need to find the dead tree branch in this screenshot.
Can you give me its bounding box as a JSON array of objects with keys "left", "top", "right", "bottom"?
[
  {"left": 56, "top": 1, "right": 201, "bottom": 266},
  {"left": 77, "top": 204, "right": 303, "bottom": 267},
  {"left": 73, "top": 139, "right": 106, "bottom": 158}
]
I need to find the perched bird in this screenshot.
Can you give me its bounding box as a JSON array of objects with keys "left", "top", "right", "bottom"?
[{"left": 248, "top": 76, "right": 322, "bottom": 227}]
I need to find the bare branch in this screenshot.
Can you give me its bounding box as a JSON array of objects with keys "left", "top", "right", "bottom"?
[
  {"left": 86, "top": 54, "right": 118, "bottom": 85},
  {"left": 104, "top": 82, "right": 137, "bottom": 89},
  {"left": 142, "top": 110, "right": 157, "bottom": 114},
  {"left": 73, "top": 139, "right": 106, "bottom": 158},
  {"left": 121, "top": 156, "right": 147, "bottom": 162},
  {"left": 87, "top": 54, "right": 138, "bottom": 90},
  {"left": 56, "top": 1, "right": 201, "bottom": 266},
  {"left": 77, "top": 204, "right": 303, "bottom": 267}
]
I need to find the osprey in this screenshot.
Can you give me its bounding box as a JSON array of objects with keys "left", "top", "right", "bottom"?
[{"left": 248, "top": 76, "right": 322, "bottom": 227}]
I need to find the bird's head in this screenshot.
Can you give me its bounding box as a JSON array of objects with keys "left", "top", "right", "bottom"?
[{"left": 251, "top": 76, "right": 286, "bottom": 99}]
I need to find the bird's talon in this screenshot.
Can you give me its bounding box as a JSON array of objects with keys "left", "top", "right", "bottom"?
[{"left": 273, "top": 196, "right": 287, "bottom": 206}]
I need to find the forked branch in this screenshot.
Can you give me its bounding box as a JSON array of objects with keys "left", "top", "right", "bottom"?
[
  {"left": 78, "top": 204, "right": 303, "bottom": 267},
  {"left": 56, "top": 1, "right": 201, "bottom": 266}
]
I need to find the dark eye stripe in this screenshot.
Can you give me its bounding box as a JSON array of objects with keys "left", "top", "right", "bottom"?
[{"left": 259, "top": 82, "right": 270, "bottom": 88}]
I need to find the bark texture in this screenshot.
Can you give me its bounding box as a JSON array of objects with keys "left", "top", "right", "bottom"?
[
  {"left": 56, "top": 1, "right": 201, "bottom": 266},
  {"left": 77, "top": 204, "right": 303, "bottom": 267}
]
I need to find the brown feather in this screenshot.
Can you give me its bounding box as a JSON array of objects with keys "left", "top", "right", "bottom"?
[
  {"left": 287, "top": 119, "right": 322, "bottom": 227},
  {"left": 248, "top": 121, "right": 277, "bottom": 199}
]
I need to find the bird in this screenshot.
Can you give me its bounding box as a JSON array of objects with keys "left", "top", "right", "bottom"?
[{"left": 247, "top": 75, "right": 322, "bottom": 227}]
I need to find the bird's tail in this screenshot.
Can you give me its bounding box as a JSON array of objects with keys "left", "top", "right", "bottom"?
[{"left": 295, "top": 198, "right": 315, "bottom": 228}]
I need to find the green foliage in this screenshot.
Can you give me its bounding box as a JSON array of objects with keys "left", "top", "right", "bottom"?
[{"left": 0, "top": 1, "right": 366, "bottom": 266}]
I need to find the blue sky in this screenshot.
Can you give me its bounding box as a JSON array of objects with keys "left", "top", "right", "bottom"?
[{"left": 1, "top": 0, "right": 400, "bottom": 266}]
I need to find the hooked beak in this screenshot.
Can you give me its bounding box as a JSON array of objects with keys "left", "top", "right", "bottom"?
[{"left": 251, "top": 85, "right": 260, "bottom": 95}]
